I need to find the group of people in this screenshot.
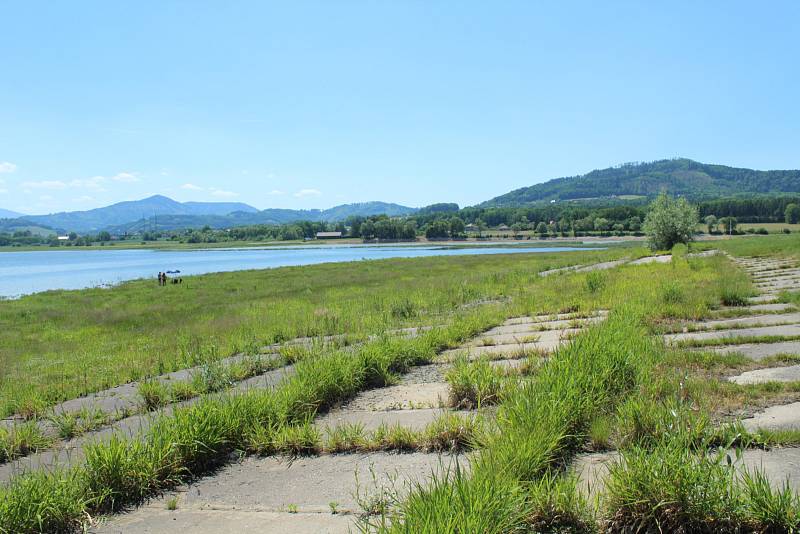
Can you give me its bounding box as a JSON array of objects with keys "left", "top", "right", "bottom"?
[{"left": 157, "top": 272, "right": 183, "bottom": 286}]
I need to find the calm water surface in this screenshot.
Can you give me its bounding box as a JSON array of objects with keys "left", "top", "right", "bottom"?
[{"left": 0, "top": 243, "right": 594, "bottom": 298}]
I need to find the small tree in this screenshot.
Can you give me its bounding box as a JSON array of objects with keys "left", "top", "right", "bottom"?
[
  {"left": 786, "top": 203, "right": 800, "bottom": 224},
  {"left": 642, "top": 192, "right": 698, "bottom": 250},
  {"left": 97, "top": 231, "right": 111, "bottom": 242},
  {"left": 704, "top": 215, "right": 717, "bottom": 234}
]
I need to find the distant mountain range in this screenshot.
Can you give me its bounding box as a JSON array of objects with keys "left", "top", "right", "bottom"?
[
  {"left": 0, "top": 208, "right": 24, "bottom": 219},
  {"left": 0, "top": 195, "right": 416, "bottom": 233},
  {"left": 106, "top": 201, "right": 417, "bottom": 234},
  {"left": 4, "top": 158, "right": 800, "bottom": 234},
  {"left": 482, "top": 158, "right": 800, "bottom": 206}
]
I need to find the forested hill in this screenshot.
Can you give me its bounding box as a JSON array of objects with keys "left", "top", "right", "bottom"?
[{"left": 482, "top": 159, "right": 800, "bottom": 206}]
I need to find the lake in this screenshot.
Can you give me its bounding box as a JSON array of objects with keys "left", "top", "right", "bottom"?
[{"left": 0, "top": 243, "right": 594, "bottom": 298}]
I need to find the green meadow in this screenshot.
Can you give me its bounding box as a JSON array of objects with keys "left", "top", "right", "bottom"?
[{"left": 0, "top": 246, "right": 633, "bottom": 419}]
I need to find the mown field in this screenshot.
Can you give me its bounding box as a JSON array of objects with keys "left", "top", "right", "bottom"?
[{"left": 0, "top": 246, "right": 636, "bottom": 418}]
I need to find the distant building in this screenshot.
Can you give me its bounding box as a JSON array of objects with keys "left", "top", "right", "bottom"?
[
  {"left": 315, "top": 231, "right": 343, "bottom": 239},
  {"left": 465, "top": 223, "right": 479, "bottom": 233},
  {"left": 57, "top": 235, "right": 69, "bottom": 241},
  {"left": 497, "top": 224, "right": 510, "bottom": 231}
]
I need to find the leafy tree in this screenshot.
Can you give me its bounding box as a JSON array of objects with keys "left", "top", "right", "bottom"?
[
  {"left": 642, "top": 192, "right": 698, "bottom": 250},
  {"left": 535, "top": 221, "right": 548, "bottom": 237},
  {"left": 704, "top": 215, "right": 717, "bottom": 234},
  {"left": 68, "top": 232, "right": 78, "bottom": 241},
  {"left": 593, "top": 218, "right": 611, "bottom": 232},
  {"left": 786, "top": 203, "right": 800, "bottom": 224},
  {"left": 510, "top": 222, "right": 524, "bottom": 236},
  {"left": 360, "top": 220, "right": 376, "bottom": 239},
  {"left": 97, "top": 231, "right": 111, "bottom": 242},
  {"left": 425, "top": 220, "right": 450, "bottom": 239},
  {"left": 449, "top": 217, "right": 465, "bottom": 237},
  {"left": 401, "top": 220, "right": 417, "bottom": 239}
]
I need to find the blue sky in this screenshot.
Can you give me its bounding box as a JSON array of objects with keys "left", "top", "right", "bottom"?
[{"left": 1, "top": 1, "right": 799, "bottom": 215}]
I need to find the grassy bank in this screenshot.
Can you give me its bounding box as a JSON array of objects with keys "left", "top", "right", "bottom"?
[
  {"left": 0, "top": 309, "right": 505, "bottom": 533},
  {"left": 0, "top": 247, "right": 635, "bottom": 418},
  {"left": 372, "top": 251, "right": 799, "bottom": 532}
]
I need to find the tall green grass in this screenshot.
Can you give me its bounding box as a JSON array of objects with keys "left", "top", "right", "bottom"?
[
  {"left": 0, "top": 309, "right": 503, "bottom": 532},
  {"left": 0, "top": 248, "right": 634, "bottom": 418},
  {"left": 373, "top": 253, "right": 784, "bottom": 532},
  {"left": 377, "top": 311, "right": 658, "bottom": 532}
]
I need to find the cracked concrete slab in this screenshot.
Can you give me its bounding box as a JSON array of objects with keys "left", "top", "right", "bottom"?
[
  {"left": 728, "top": 365, "right": 800, "bottom": 385},
  {"left": 707, "top": 340, "right": 800, "bottom": 361},
  {"left": 742, "top": 402, "right": 800, "bottom": 431},
  {"left": 316, "top": 408, "right": 455, "bottom": 431},
  {"left": 333, "top": 383, "right": 449, "bottom": 411},
  {"left": 92, "top": 452, "right": 467, "bottom": 533},
  {"left": 666, "top": 324, "right": 800, "bottom": 344},
  {"left": 715, "top": 303, "right": 797, "bottom": 314},
  {"left": 686, "top": 312, "right": 800, "bottom": 331},
  {"left": 748, "top": 295, "right": 780, "bottom": 304}
]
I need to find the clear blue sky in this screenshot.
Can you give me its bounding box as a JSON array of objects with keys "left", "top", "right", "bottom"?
[{"left": 1, "top": 1, "right": 799, "bottom": 215}]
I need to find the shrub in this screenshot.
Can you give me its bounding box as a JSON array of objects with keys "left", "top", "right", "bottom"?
[{"left": 643, "top": 192, "right": 699, "bottom": 251}]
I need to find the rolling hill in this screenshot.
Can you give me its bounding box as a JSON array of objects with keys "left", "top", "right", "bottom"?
[
  {"left": 0, "top": 208, "right": 24, "bottom": 219},
  {"left": 482, "top": 159, "right": 800, "bottom": 207},
  {"left": 15, "top": 195, "right": 259, "bottom": 233},
  {"left": 3, "top": 196, "right": 417, "bottom": 233},
  {"left": 107, "top": 201, "right": 417, "bottom": 233}
]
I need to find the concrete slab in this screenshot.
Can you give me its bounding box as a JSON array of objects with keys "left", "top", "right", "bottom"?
[
  {"left": 729, "top": 365, "right": 800, "bottom": 385},
  {"left": 94, "top": 510, "right": 353, "bottom": 534},
  {"left": 738, "top": 448, "right": 800, "bottom": 492},
  {"left": 477, "top": 320, "right": 585, "bottom": 336},
  {"left": 93, "top": 452, "right": 467, "bottom": 533},
  {"left": 715, "top": 303, "right": 797, "bottom": 314},
  {"left": 748, "top": 295, "right": 780, "bottom": 304},
  {"left": 743, "top": 402, "right": 800, "bottom": 431},
  {"left": 333, "top": 383, "right": 449, "bottom": 411},
  {"left": 316, "top": 408, "right": 455, "bottom": 432},
  {"left": 708, "top": 341, "right": 800, "bottom": 361},
  {"left": 756, "top": 280, "right": 800, "bottom": 290},
  {"left": 0, "top": 353, "right": 283, "bottom": 428},
  {"left": 0, "top": 365, "right": 294, "bottom": 484},
  {"left": 572, "top": 451, "right": 620, "bottom": 500},
  {"left": 686, "top": 312, "right": 800, "bottom": 331},
  {"left": 628, "top": 255, "right": 672, "bottom": 265},
  {"left": 490, "top": 316, "right": 602, "bottom": 332},
  {"left": 507, "top": 311, "right": 607, "bottom": 324},
  {"left": 440, "top": 335, "right": 568, "bottom": 360},
  {"left": 666, "top": 324, "right": 800, "bottom": 344}
]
